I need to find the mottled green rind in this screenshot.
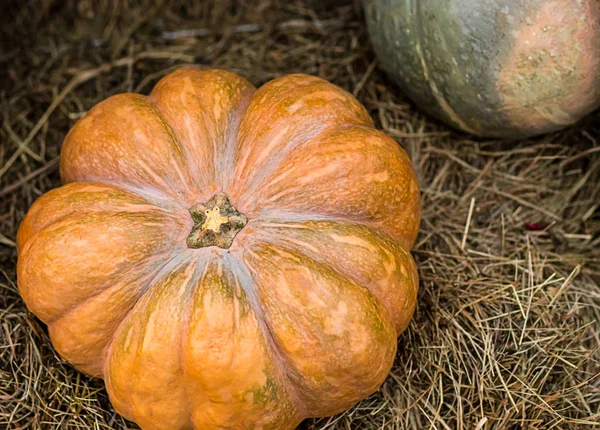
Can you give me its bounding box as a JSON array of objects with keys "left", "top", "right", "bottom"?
[{"left": 364, "top": 0, "right": 600, "bottom": 138}]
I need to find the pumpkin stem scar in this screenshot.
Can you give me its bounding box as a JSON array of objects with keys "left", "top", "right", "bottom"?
[{"left": 187, "top": 193, "right": 247, "bottom": 249}]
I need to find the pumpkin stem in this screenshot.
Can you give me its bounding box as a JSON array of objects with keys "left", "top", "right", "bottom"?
[{"left": 187, "top": 193, "right": 247, "bottom": 249}]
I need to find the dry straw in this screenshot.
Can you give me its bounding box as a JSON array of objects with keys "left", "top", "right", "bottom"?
[{"left": 1, "top": 1, "right": 598, "bottom": 428}]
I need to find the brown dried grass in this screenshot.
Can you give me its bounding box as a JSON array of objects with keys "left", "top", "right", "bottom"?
[{"left": 1, "top": 1, "right": 599, "bottom": 428}]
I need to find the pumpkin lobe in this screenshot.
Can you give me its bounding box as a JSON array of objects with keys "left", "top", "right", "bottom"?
[{"left": 187, "top": 193, "right": 247, "bottom": 249}]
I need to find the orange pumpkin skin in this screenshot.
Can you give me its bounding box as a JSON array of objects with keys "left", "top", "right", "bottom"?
[{"left": 16, "top": 69, "right": 420, "bottom": 429}]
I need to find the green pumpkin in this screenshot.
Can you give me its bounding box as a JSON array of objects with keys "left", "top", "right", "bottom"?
[{"left": 364, "top": 0, "right": 600, "bottom": 138}]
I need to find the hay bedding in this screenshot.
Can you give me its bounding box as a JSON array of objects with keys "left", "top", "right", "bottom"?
[{"left": 0, "top": 0, "right": 598, "bottom": 428}]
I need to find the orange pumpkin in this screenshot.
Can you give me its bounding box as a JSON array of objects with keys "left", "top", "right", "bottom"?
[{"left": 16, "top": 68, "right": 420, "bottom": 429}]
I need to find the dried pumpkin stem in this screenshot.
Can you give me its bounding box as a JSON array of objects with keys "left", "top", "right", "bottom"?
[{"left": 187, "top": 193, "right": 247, "bottom": 249}]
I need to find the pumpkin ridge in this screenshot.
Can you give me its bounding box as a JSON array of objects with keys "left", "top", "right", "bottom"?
[
  {"left": 217, "top": 85, "right": 255, "bottom": 191},
  {"left": 231, "top": 78, "right": 313, "bottom": 183},
  {"left": 249, "top": 206, "right": 412, "bottom": 250},
  {"left": 177, "top": 254, "right": 301, "bottom": 428},
  {"left": 233, "top": 126, "right": 324, "bottom": 200},
  {"left": 150, "top": 96, "right": 189, "bottom": 160},
  {"left": 238, "top": 242, "right": 398, "bottom": 417},
  {"left": 60, "top": 93, "right": 195, "bottom": 204},
  {"left": 101, "top": 254, "right": 199, "bottom": 362},
  {"left": 147, "top": 86, "right": 214, "bottom": 195},
  {"left": 178, "top": 254, "right": 212, "bottom": 430},
  {"left": 46, "top": 249, "right": 175, "bottom": 326},
  {"left": 149, "top": 89, "right": 216, "bottom": 197},
  {"left": 230, "top": 75, "right": 372, "bottom": 201},
  {"left": 103, "top": 257, "right": 199, "bottom": 426},
  {"left": 16, "top": 182, "right": 173, "bottom": 251},
  {"left": 224, "top": 252, "right": 307, "bottom": 419},
  {"left": 236, "top": 122, "right": 376, "bottom": 200},
  {"left": 70, "top": 180, "right": 182, "bottom": 210},
  {"left": 235, "top": 123, "right": 366, "bottom": 202},
  {"left": 246, "top": 219, "right": 418, "bottom": 332},
  {"left": 47, "top": 252, "right": 176, "bottom": 375},
  {"left": 232, "top": 124, "right": 421, "bottom": 249},
  {"left": 149, "top": 68, "right": 256, "bottom": 198},
  {"left": 244, "top": 233, "right": 397, "bottom": 328},
  {"left": 18, "top": 210, "right": 183, "bottom": 324},
  {"left": 23, "top": 202, "right": 175, "bottom": 253},
  {"left": 250, "top": 212, "right": 384, "bottom": 243}
]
